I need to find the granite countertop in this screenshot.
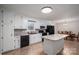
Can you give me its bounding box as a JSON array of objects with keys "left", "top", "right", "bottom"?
[
  {"left": 14, "top": 33, "right": 28, "bottom": 36},
  {"left": 42, "top": 34, "right": 68, "bottom": 41},
  {"left": 14, "top": 32, "right": 40, "bottom": 36}
]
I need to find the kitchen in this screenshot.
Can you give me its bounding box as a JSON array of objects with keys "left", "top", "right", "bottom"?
[
  {"left": 0, "top": 7, "right": 56, "bottom": 54},
  {"left": 1, "top": 4, "right": 79, "bottom": 55}
]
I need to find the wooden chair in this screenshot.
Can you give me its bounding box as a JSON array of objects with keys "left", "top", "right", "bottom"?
[
  {"left": 63, "top": 31, "right": 65, "bottom": 34},
  {"left": 65, "top": 31, "right": 68, "bottom": 34},
  {"left": 70, "top": 34, "right": 76, "bottom": 41},
  {"left": 61, "top": 31, "right": 63, "bottom": 34},
  {"left": 64, "top": 31, "right": 69, "bottom": 40},
  {"left": 67, "top": 31, "right": 73, "bottom": 40}
]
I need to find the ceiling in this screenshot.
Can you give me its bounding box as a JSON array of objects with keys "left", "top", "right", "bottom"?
[{"left": 0, "top": 4, "right": 79, "bottom": 20}]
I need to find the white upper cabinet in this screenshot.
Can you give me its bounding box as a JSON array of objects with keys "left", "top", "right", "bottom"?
[
  {"left": 14, "top": 16, "right": 41, "bottom": 30},
  {"left": 14, "top": 15, "right": 28, "bottom": 29},
  {"left": 22, "top": 17, "right": 28, "bottom": 29},
  {"left": 14, "top": 15, "right": 22, "bottom": 29},
  {"left": 34, "top": 21, "right": 40, "bottom": 29}
]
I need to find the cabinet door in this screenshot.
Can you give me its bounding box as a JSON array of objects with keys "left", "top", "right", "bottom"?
[
  {"left": 36, "top": 33, "right": 42, "bottom": 42},
  {"left": 29, "top": 34, "right": 36, "bottom": 44},
  {"left": 34, "top": 21, "right": 40, "bottom": 29},
  {"left": 0, "top": 10, "right": 3, "bottom": 53},
  {"left": 29, "top": 34, "right": 42, "bottom": 44},
  {"left": 21, "top": 17, "right": 27, "bottom": 29},
  {"left": 14, "top": 16, "right": 28, "bottom": 29},
  {"left": 14, "top": 15, "right": 22, "bottom": 29},
  {"left": 14, "top": 36, "right": 20, "bottom": 49},
  {"left": 2, "top": 11, "right": 15, "bottom": 52}
]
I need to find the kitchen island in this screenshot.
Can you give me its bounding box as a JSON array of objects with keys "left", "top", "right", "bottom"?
[{"left": 42, "top": 34, "right": 68, "bottom": 55}]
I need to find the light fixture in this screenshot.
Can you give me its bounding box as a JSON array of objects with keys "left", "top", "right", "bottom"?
[{"left": 41, "top": 6, "right": 52, "bottom": 14}]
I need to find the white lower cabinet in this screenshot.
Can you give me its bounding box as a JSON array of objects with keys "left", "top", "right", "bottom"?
[
  {"left": 14, "top": 33, "right": 42, "bottom": 49},
  {"left": 29, "top": 33, "right": 42, "bottom": 44},
  {"left": 14, "top": 36, "right": 20, "bottom": 49}
]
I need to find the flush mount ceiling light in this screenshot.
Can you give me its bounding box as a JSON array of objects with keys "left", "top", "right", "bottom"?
[{"left": 41, "top": 6, "right": 52, "bottom": 14}]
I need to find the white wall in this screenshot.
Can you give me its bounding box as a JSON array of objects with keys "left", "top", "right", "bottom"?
[{"left": 53, "top": 17, "right": 79, "bottom": 34}]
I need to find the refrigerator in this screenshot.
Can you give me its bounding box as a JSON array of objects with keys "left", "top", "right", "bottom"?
[{"left": 46, "top": 25, "right": 55, "bottom": 35}]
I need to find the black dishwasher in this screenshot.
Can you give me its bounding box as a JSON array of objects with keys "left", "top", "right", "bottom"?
[{"left": 21, "top": 35, "right": 29, "bottom": 48}]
